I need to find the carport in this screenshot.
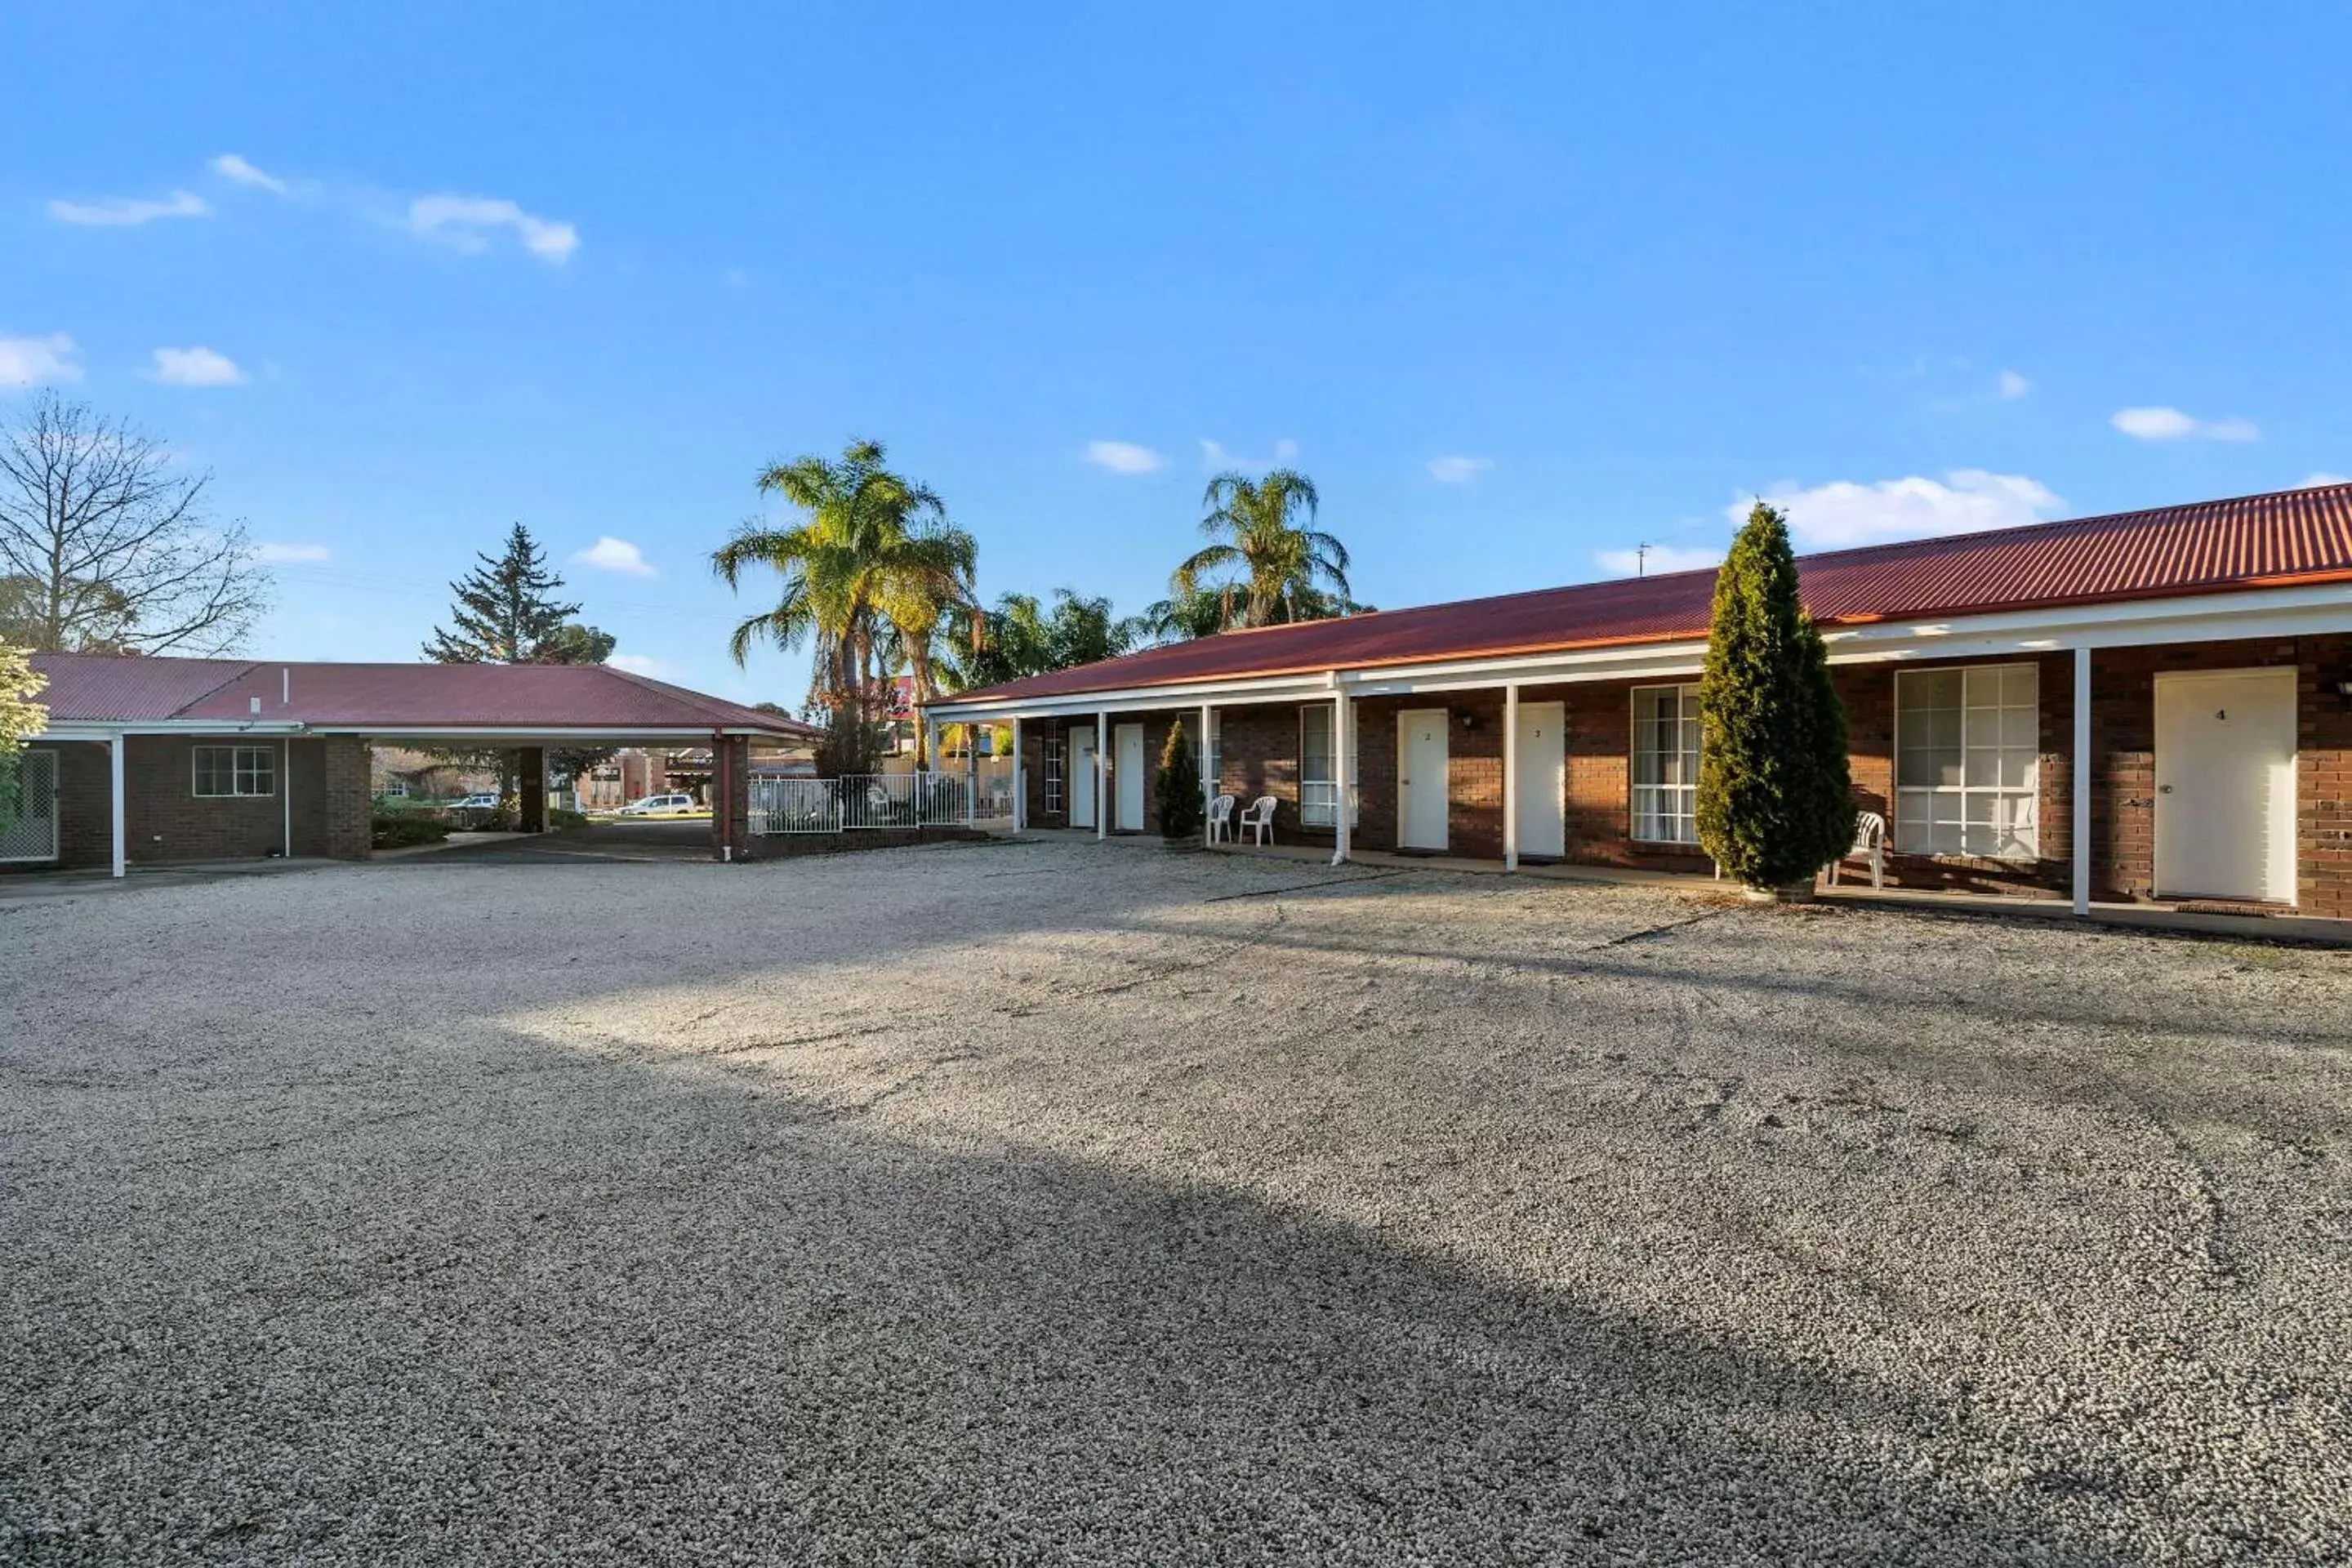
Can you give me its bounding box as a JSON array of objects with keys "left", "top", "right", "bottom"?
[{"left": 13, "top": 653, "right": 817, "bottom": 875}]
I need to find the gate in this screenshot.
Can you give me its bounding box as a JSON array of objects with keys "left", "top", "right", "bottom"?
[
  {"left": 0, "top": 749, "right": 60, "bottom": 862},
  {"left": 747, "top": 773, "right": 974, "bottom": 835}
]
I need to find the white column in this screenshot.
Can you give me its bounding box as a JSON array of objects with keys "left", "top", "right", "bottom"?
[
  {"left": 1010, "top": 717, "right": 1024, "bottom": 832},
  {"left": 1095, "top": 710, "right": 1108, "bottom": 840},
  {"left": 2073, "top": 645, "right": 2092, "bottom": 916},
  {"left": 108, "top": 733, "right": 126, "bottom": 879},
  {"left": 1330, "top": 693, "right": 1352, "bottom": 866},
  {"left": 1198, "top": 703, "right": 1214, "bottom": 847},
  {"left": 1503, "top": 683, "right": 1521, "bottom": 871},
  {"left": 283, "top": 737, "right": 294, "bottom": 858}
]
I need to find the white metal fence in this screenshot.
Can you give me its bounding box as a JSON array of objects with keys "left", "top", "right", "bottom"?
[{"left": 749, "top": 773, "right": 978, "bottom": 835}]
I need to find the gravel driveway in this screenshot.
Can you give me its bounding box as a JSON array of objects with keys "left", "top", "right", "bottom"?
[{"left": 3, "top": 838, "right": 2349, "bottom": 1565}]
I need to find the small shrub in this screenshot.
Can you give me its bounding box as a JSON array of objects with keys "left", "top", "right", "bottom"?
[
  {"left": 550, "top": 808, "right": 588, "bottom": 830},
  {"left": 1156, "top": 719, "right": 1203, "bottom": 842},
  {"left": 371, "top": 812, "right": 450, "bottom": 850}
]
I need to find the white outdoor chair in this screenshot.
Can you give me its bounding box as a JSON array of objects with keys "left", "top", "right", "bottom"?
[
  {"left": 1207, "top": 793, "right": 1237, "bottom": 843},
  {"left": 1826, "top": 810, "right": 1886, "bottom": 889},
  {"left": 1237, "top": 795, "right": 1277, "bottom": 846}
]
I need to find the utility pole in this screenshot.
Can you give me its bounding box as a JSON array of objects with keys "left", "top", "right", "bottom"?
[{"left": 1634, "top": 542, "right": 1652, "bottom": 577}]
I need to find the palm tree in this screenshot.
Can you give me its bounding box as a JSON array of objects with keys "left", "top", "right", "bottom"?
[
  {"left": 1172, "top": 469, "right": 1352, "bottom": 629},
  {"left": 712, "top": 439, "right": 975, "bottom": 764}
]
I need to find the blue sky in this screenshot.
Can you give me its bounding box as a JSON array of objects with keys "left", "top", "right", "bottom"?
[{"left": 6, "top": 2, "right": 2348, "bottom": 704}]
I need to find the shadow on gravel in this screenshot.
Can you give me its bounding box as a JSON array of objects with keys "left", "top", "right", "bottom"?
[{"left": 0, "top": 1022, "right": 2153, "bottom": 1567}]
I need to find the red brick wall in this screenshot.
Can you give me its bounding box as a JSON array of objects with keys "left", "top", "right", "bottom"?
[
  {"left": 1170, "top": 635, "right": 2352, "bottom": 913},
  {"left": 18, "top": 736, "right": 373, "bottom": 869}
]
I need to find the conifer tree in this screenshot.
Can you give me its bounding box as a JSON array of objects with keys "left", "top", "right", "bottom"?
[
  {"left": 424, "top": 523, "right": 608, "bottom": 664},
  {"left": 1155, "top": 719, "right": 1204, "bottom": 842},
  {"left": 1695, "top": 502, "right": 1856, "bottom": 893}
]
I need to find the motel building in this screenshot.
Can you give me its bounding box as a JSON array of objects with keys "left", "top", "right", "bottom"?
[{"left": 926, "top": 483, "right": 2352, "bottom": 920}]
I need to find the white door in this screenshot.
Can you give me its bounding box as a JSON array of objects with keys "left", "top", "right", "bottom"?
[
  {"left": 1115, "top": 724, "right": 1147, "bottom": 831},
  {"left": 1071, "top": 729, "right": 1098, "bottom": 828},
  {"left": 1397, "top": 709, "right": 1450, "bottom": 851},
  {"left": 1513, "top": 701, "right": 1566, "bottom": 859},
  {"left": 2154, "top": 668, "right": 2296, "bottom": 903}
]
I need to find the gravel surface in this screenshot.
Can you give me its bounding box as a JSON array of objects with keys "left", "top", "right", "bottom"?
[{"left": 3, "top": 837, "right": 2350, "bottom": 1566}]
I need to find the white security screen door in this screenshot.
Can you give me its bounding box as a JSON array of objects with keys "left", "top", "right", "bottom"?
[
  {"left": 1397, "top": 709, "right": 1450, "bottom": 851},
  {"left": 1114, "top": 724, "right": 1146, "bottom": 831},
  {"left": 1513, "top": 701, "right": 1566, "bottom": 859},
  {"left": 0, "top": 748, "right": 59, "bottom": 862},
  {"left": 1070, "top": 730, "right": 1098, "bottom": 828},
  {"left": 2154, "top": 668, "right": 2296, "bottom": 902}
]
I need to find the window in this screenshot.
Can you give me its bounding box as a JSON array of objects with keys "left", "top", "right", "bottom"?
[
  {"left": 1895, "top": 664, "right": 2038, "bottom": 858},
  {"left": 1630, "top": 685, "right": 1700, "bottom": 844},
  {"left": 1043, "top": 737, "right": 1065, "bottom": 816},
  {"left": 194, "top": 745, "right": 276, "bottom": 798},
  {"left": 1298, "top": 705, "right": 1359, "bottom": 827}
]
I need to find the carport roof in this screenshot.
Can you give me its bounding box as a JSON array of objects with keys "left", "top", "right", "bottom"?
[{"left": 27, "top": 653, "right": 819, "bottom": 737}]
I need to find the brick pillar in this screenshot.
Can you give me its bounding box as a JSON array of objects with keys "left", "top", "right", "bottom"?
[
  {"left": 713, "top": 735, "right": 752, "bottom": 861},
  {"left": 323, "top": 737, "right": 374, "bottom": 861},
  {"left": 519, "top": 746, "right": 547, "bottom": 832}
]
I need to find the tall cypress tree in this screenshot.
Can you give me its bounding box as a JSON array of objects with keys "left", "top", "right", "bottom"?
[
  {"left": 1155, "top": 719, "right": 1204, "bottom": 842},
  {"left": 1695, "top": 502, "right": 1855, "bottom": 893},
  {"left": 424, "top": 523, "right": 605, "bottom": 664}
]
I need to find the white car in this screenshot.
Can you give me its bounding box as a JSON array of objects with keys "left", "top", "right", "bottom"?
[
  {"left": 619, "top": 792, "right": 702, "bottom": 817},
  {"left": 451, "top": 793, "right": 501, "bottom": 811}
]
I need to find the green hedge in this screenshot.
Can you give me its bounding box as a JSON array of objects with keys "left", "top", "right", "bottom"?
[{"left": 371, "top": 813, "right": 451, "bottom": 850}]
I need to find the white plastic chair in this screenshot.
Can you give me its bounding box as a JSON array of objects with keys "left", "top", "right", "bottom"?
[
  {"left": 1238, "top": 795, "right": 1277, "bottom": 846},
  {"left": 1208, "top": 793, "right": 1237, "bottom": 843},
  {"left": 1827, "top": 810, "right": 1886, "bottom": 889}
]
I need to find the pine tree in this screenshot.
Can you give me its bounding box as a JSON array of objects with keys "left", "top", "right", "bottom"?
[
  {"left": 424, "top": 523, "right": 604, "bottom": 664},
  {"left": 1156, "top": 719, "right": 1203, "bottom": 842},
  {"left": 1695, "top": 502, "right": 1856, "bottom": 894}
]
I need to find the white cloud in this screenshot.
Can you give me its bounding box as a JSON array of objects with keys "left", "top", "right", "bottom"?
[
  {"left": 0, "top": 332, "right": 82, "bottom": 386},
  {"left": 2111, "top": 406, "right": 2259, "bottom": 443},
  {"left": 606, "top": 653, "right": 670, "bottom": 678},
  {"left": 1200, "top": 437, "right": 1300, "bottom": 474},
  {"left": 408, "top": 194, "right": 579, "bottom": 262},
  {"left": 47, "top": 189, "right": 210, "bottom": 226},
  {"left": 1594, "top": 543, "right": 1724, "bottom": 577},
  {"left": 574, "top": 536, "right": 655, "bottom": 577},
  {"left": 252, "top": 541, "right": 331, "bottom": 564},
  {"left": 1085, "top": 439, "right": 1165, "bottom": 474},
  {"left": 2298, "top": 471, "right": 2349, "bottom": 488},
  {"left": 211, "top": 154, "right": 288, "bottom": 194},
  {"left": 1427, "top": 455, "right": 1493, "bottom": 484},
  {"left": 147, "top": 345, "right": 245, "bottom": 386},
  {"left": 1739, "top": 470, "right": 2064, "bottom": 550},
  {"left": 1997, "top": 369, "right": 2031, "bottom": 400}
]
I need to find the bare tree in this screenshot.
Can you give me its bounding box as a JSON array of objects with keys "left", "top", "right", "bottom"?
[{"left": 0, "top": 392, "right": 270, "bottom": 654}]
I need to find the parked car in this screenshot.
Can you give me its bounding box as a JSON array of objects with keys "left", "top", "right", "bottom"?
[
  {"left": 452, "top": 793, "right": 501, "bottom": 811},
  {"left": 619, "top": 792, "right": 702, "bottom": 817}
]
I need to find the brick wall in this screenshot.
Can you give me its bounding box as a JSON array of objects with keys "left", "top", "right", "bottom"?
[
  {"left": 1149, "top": 633, "right": 2352, "bottom": 914},
  {"left": 20, "top": 735, "right": 374, "bottom": 869}
]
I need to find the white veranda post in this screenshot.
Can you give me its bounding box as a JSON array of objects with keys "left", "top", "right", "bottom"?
[
  {"left": 2073, "top": 645, "right": 2091, "bottom": 916},
  {"left": 1330, "top": 693, "right": 1351, "bottom": 866},
  {"left": 1095, "top": 711, "right": 1108, "bottom": 841},
  {"left": 109, "top": 733, "right": 126, "bottom": 880},
  {"left": 1010, "top": 717, "right": 1024, "bottom": 832},
  {"left": 1199, "top": 702, "right": 1214, "bottom": 848},
  {"left": 965, "top": 725, "right": 978, "bottom": 827},
  {"left": 1503, "top": 683, "right": 1521, "bottom": 871}
]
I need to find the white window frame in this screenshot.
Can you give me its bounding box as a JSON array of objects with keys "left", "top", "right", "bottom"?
[
  {"left": 1298, "top": 705, "right": 1359, "bottom": 828},
  {"left": 1628, "top": 684, "right": 1700, "bottom": 845},
  {"left": 193, "top": 744, "right": 276, "bottom": 799},
  {"left": 1043, "top": 736, "right": 1065, "bottom": 817},
  {"left": 1894, "top": 662, "right": 2040, "bottom": 861}
]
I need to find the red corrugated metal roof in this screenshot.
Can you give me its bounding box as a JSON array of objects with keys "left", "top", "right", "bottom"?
[
  {"left": 950, "top": 482, "right": 2352, "bottom": 705},
  {"left": 28, "top": 654, "right": 818, "bottom": 736}
]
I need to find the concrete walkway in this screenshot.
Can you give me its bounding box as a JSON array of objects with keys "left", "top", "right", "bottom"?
[{"left": 997, "top": 826, "right": 2352, "bottom": 946}]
